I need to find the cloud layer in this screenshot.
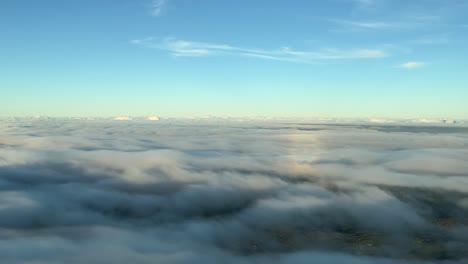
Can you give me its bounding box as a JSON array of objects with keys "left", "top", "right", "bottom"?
[{"left": 0, "top": 120, "right": 467, "bottom": 263}]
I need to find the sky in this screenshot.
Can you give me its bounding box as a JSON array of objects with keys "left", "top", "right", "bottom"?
[{"left": 1, "top": 0, "right": 468, "bottom": 118}]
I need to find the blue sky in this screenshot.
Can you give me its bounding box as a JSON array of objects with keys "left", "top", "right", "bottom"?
[{"left": 1, "top": 0, "right": 467, "bottom": 118}]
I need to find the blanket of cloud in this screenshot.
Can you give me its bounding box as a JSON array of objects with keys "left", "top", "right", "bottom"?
[{"left": 1, "top": 119, "right": 468, "bottom": 264}]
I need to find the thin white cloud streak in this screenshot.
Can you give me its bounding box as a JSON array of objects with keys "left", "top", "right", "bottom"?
[
  {"left": 347, "top": 0, "right": 377, "bottom": 9},
  {"left": 150, "top": 0, "right": 167, "bottom": 17},
  {"left": 131, "top": 37, "right": 388, "bottom": 63},
  {"left": 347, "top": 0, "right": 381, "bottom": 13},
  {"left": 353, "top": 0, "right": 375, "bottom": 5},
  {"left": 330, "top": 16, "right": 449, "bottom": 31},
  {"left": 397, "top": 61, "right": 428, "bottom": 69},
  {"left": 330, "top": 19, "right": 400, "bottom": 30},
  {"left": 412, "top": 37, "right": 449, "bottom": 45}
]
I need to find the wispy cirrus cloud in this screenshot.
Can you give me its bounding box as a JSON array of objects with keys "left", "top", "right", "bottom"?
[
  {"left": 131, "top": 37, "right": 388, "bottom": 63},
  {"left": 330, "top": 19, "right": 399, "bottom": 30},
  {"left": 150, "top": 0, "right": 167, "bottom": 17},
  {"left": 347, "top": 0, "right": 381, "bottom": 12},
  {"left": 351, "top": 0, "right": 376, "bottom": 7},
  {"left": 330, "top": 18, "right": 454, "bottom": 32},
  {"left": 330, "top": 9, "right": 446, "bottom": 31},
  {"left": 397, "top": 61, "right": 428, "bottom": 69},
  {"left": 413, "top": 37, "right": 449, "bottom": 45}
]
